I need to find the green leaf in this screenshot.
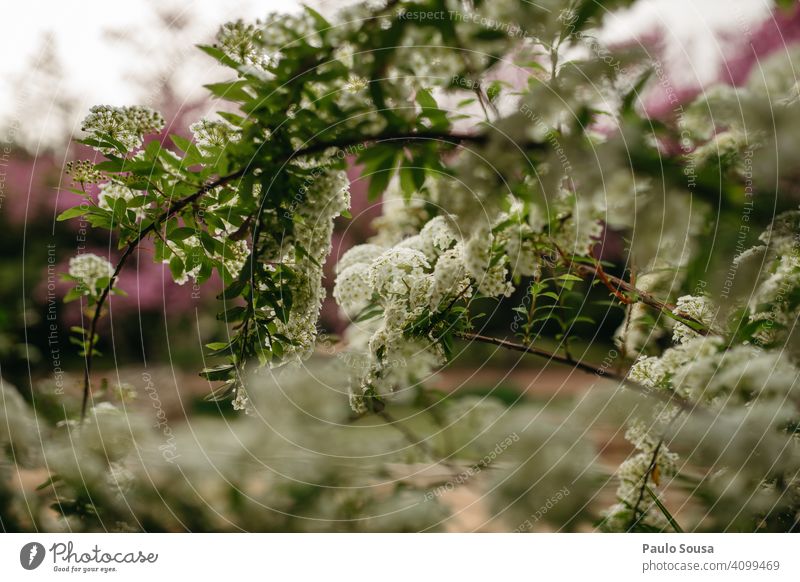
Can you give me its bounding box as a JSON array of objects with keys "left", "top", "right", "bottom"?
[
  {"left": 199, "top": 365, "right": 235, "bottom": 381},
  {"left": 168, "top": 256, "right": 185, "bottom": 281},
  {"left": 197, "top": 44, "right": 240, "bottom": 69},
  {"left": 218, "top": 305, "right": 246, "bottom": 322},
  {"left": 56, "top": 206, "right": 90, "bottom": 221},
  {"left": 354, "top": 305, "right": 382, "bottom": 323},
  {"left": 204, "top": 81, "right": 253, "bottom": 102},
  {"left": 363, "top": 148, "right": 399, "bottom": 201},
  {"left": 63, "top": 288, "right": 84, "bottom": 303},
  {"left": 646, "top": 486, "right": 683, "bottom": 533}
]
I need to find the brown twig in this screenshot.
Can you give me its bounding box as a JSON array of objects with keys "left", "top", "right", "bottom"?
[
  {"left": 454, "top": 331, "right": 698, "bottom": 413},
  {"left": 548, "top": 240, "right": 714, "bottom": 335}
]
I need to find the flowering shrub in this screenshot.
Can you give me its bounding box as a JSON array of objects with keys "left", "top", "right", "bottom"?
[{"left": 42, "top": 0, "right": 800, "bottom": 531}]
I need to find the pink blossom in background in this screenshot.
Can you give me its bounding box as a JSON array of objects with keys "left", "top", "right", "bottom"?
[{"left": 601, "top": 0, "right": 798, "bottom": 118}]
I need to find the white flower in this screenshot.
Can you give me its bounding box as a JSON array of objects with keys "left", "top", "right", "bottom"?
[
  {"left": 501, "top": 223, "right": 539, "bottom": 278},
  {"left": 463, "top": 228, "right": 514, "bottom": 297},
  {"left": 98, "top": 181, "right": 146, "bottom": 220},
  {"left": 429, "top": 244, "right": 471, "bottom": 309},
  {"left": 232, "top": 387, "right": 252, "bottom": 414},
  {"left": 418, "top": 215, "right": 458, "bottom": 260},
  {"left": 164, "top": 236, "right": 202, "bottom": 285},
  {"left": 81, "top": 105, "right": 164, "bottom": 154},
  {"left": 335, "top": 244, "right": 385, "bottom": 275},
  {"left": 190, "top": 118, "right": 241, "bottom": 153},
  {"left": 69, "top": 254, "right": 115, "bottom": 293},
  {"left": 216, "top": 20, "right": 273, "bottom": 69},
  {"left": 334, "top": 263, "right": 372, "bottom": 318},
  {"left": 220, "top": 239, "right": 249, "bottom": 279},
  {"left": 672, "top": 294, "right": 715, "bottom": 344},
  {"left": 628, "top": 356, "right": 667, "bottom": 389},
  {"left": 368, "top": 247, "right": 430, "bottom": 300}
]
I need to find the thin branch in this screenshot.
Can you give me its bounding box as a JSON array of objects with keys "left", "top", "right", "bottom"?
[
  {"left": 455, "top": 331, "right": 698, "bottom": 413},
  {"left": 457, "top": 331, "right": 610, "bottom": 376},
  {"left": 547, "top": 241, "right": 716, "bottom": 336},
  {"left": 628, "top": 438, "right": 664, "bottom": 531}
]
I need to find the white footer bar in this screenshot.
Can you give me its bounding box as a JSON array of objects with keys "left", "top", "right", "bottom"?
[{"left": 0, "top": 533, "right": 796, "bottom": 580}]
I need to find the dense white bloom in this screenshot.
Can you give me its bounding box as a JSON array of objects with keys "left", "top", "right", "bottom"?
[
  {"left": 165, "top": 236, "right": 203, "bottom": 285},
  {"left": 264, "top": 169, "right": 350, "bottom": 362},
  {"left": 463, "top": 228, "right": 513, "bottom": 297},
  {"left": 216, "top": 20, "right": 273, "bottom": 69},
  {"left": 368, "top": 247, "right": 430, "bottom": 300},
  {"left": 429, "top": 244, "right": 471, "bottom": 309},
  {"left": 69, "top": 254, "right": 115, "bottom": 292},
  {"left": 500, "top": 223, "right": 539, "bottom": 278},
  {"left": 335, "top": 244, "right": 385, "bottom": 275},
  {"left": 603, "top": 418, "right": 679, "bottom": 532},
  {"left": 262, "top": 11, "right": 321, "bottom": 52},
  {"left": 672, "top": 294, "right": 715, "bottom": 344},
  {"left": 370, "top": 187, "right": 431, "bottom": 247},
  {"left": 220, "top": 239, "right": 250, "bottom": 278},
  {"left": 661, "top": 335, "right": 725, "bottom": 399},
  {"left": 333, "top": 263, "right": 372, "bottom": 318},
  {"left": 418, "top": 215, "right": 458, "bottom": 260},
  {"left": 628, "top": 356, "right": 667, "bottom": 389},
  {"left": 190, "top": 118, "right": 241, "bottom": 153},
  {"left": 81, "top": 105, "right": 164, "bottom": 154}
]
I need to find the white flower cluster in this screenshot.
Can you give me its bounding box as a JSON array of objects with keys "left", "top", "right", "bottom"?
[
  {"left": 369, "top": 190, "right": 431, "bottom": 247},
  {"left": 336, "top": 197, "right": 553, "bottom": 411},
  {"left": 69, "top": 253, "right": 115, "bottom": 294},
  {"left": 500, "top": 223, "right": 540, "bottom": 279},
  {"left": 672, "top": 294, "right": 715, "bottom": 344},
  {"left": 627, "top": 356, "right": 667, "bottom": 389},
  {"left": 98, "top": 181, "right": 146, "bottom": 220},
  {"left": 190, "top": 118, "right": 241, "bottom": 154},
  {"left": 216, "top": 20, "right": 273, "bottom": 70},
  {"left": 81, "top": 105, "right": 164, "bottom": 154},
  {"left": 273, "top": 169, "right": 350, "bottom": 361},
  {"left": 738, "top": 211, "right": 800, "bottom": 344},
  {"left": 603, "top": 419, "right": 679, "bottom": 531},
  {"left": 463, "top": 228, "right": 513, "bottom": 298},
  {"left": 335, "top": 217, "right": 470, "bottom": 410}
]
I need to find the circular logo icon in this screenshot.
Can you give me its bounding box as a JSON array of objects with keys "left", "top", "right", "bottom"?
[{"left": 20, "top": 542, "right": 46, "bottom": 570}]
